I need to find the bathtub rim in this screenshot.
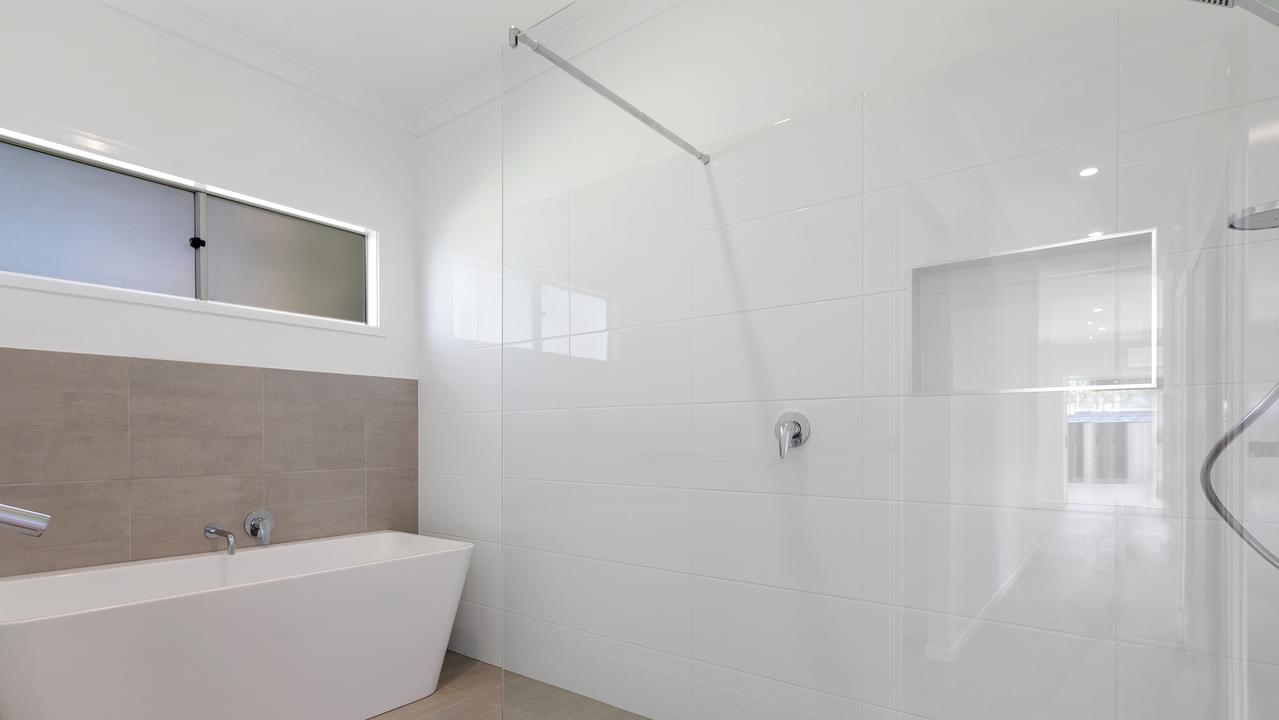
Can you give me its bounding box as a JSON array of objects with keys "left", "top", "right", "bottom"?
[{"left": 0, "top": 530, "right": 473, "bottom": 626}]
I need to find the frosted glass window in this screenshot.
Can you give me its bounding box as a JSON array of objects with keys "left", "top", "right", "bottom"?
[
  {"left": 0, "top": 140, "right": 195, "bottom": 296},
  {"left": 912, "top": 231, "right": 1156, "bottom": 394},
  {"left": 206, "top": 197, "right": 366, "bottom": 323}
]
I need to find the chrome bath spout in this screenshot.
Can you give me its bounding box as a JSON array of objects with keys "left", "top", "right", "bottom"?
[
  {"left": 0, "top": 503, "right": 51, "bottom": 537},
  {"left": 204, "top": 524, "right": 236, "bottom": 555}
]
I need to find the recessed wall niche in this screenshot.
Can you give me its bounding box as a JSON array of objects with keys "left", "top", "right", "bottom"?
[{"left": 911, "top": 230, "right": 1157, "bottom": 395}]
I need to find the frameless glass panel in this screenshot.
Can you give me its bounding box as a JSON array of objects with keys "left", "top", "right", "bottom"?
[
  {"left": 205, "top": 196, "right": 366, "bottom": 323},
  {"left": 912, "top": 231, "right": 1156, "bottom": 394},
  {"left": 0, "top": 140, "right": 195, "bottom": 296}
]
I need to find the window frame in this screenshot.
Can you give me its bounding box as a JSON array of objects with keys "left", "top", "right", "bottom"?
[{"left": 0, "top": 126, "right": 381, "bottom": 336}]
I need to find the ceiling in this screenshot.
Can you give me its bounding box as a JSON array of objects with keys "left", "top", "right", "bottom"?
[{"left": 99, "top": 0, "right": 574, "bottom": 134}]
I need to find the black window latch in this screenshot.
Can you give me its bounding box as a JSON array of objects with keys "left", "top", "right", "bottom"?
[{"left": 189, "top": 237, "right": 206, "bottom": 249}]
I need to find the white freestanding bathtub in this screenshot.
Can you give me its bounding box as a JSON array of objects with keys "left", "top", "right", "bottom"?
[{"left": 0, "top": 531, "right": 472, "bottom": 720}]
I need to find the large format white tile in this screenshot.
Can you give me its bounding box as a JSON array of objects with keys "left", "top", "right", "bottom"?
[
  {"left": 693, "top": 662, "right": 864, "bottom": 720},
  {"left": 863, "top": 13, "right": 1117, "bottom": 190},
  {"left": 502, "top": 266, "right": 572, "bottom": 344},
  {"left": 866, "top": 606, "right": 1116, "bottom": 720},
  {"left": 418, "top": 346, "right": 500, "bottom": 414},
  {"left": 449, "top": 600, "right": 502, "bottom": 667},
  {"left": 862, "top": 292, "right": 906, "bottom": 397},
  {"left": 419, "top": 473, "right": 499, "bottom": 541},
  {"left": 419, "top": 412, "right": 500, "bottom": 477},
  {"left": 423, "top": 223, "right": 480, "bottom": 295},
  {"left": 692, "top": 491, "right": 861, "bottom": 599},
  {"left": 693, "top": 578, "right": 861, "bottom": 700},
  {"left": 1116, "top": 643, "right": 1279, "bottom": 720},
  {"left": 570, "top": 321, "right": 693, "bottom": 407},
  {"left": 571, "top": 235, "right": 692, "bottom": 333},
  {"left": 570, "top": 155, "right": 693, "bottom": 259},
  {"left": 692, "top": 96, "right": 863, "bottom": 231},
  {"left": 860, "top": 397, "right": 902, "bottom": 501},
  {"left": 900, "top": 394, "right": 1068, "bottom": 510},
  {"left": 504, "top": 546, "right": 693, "bottom": 656},
  {"left": 503, "top": 405, "right": 693, "bottom": 487},
  {"left": 502, "top": 191, "right": 570, "bottom": 277},
  {"left": 1118, "top": 105, "right": 1260, "bottom": 258},
  {"left": 504, "top": 613, "right": 695, "bottom": 720},
  {"left": 692, "top": 196, "right": 862, "bottom": 317},
  {"left": 864, "top": 137, "right": 1118, "bottom": 294},
  {"left": 890, "top": 503, "right": 1117, "bottom": 639},
  {"left": 502, "top": 478, "right": 692, "bottom": 571},
  {"left": 423, "top": 280, "right": 501, "bottom": 355},
  {"left": 1117, "top": 0, "right": 1279, "bottom": 132},
  {"left": 502, "top": 338, "right": 572, "bottom": 411},
  {"left": 690, "top": 398, "right": 862, "bottom": 498},
  {"left": 693, "top": 298, "right": 863, "bottom": 403}
]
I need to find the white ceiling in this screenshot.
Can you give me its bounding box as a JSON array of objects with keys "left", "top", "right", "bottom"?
[{"left": 99, "top": 0, "right": 573, "bottom": 134}]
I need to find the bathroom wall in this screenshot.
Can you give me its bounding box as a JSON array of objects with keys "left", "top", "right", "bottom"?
[
  {"left": 0, "top": 346, "right": 417, "bottom": 578},
  {"left": 0, "top": 0, "right": 418, "bottom": 380},
  {"left": 417, "top": 0, "right": 1279, "bottom": 719}
]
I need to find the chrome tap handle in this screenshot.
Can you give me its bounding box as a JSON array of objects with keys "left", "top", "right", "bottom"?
[
  {"left": 777, "top": 421, "right": 797, "bottom": 460},
  {"left": 245, "top": 510, "right": 275, "bottom": 546},
  {"left": 774, "top": 411, "right": 811, "bottom": 461}
]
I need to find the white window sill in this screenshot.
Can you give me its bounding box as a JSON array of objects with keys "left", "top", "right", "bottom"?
[{"left": 0, "top": 270, "right": 384, "bottom": 337}]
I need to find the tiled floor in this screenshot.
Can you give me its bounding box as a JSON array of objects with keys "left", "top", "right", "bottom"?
[{"left": 373, "top": 652, "right": 647, "bottom": 720}]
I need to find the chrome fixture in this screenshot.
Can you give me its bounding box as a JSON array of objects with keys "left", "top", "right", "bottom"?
[
  {"left": 1229, "top": 201, "right": 1279, "bottom": 231},
  {"left": 204, "top": 524, "right": 236, "bottom": 555},
  {"left": 0, "top": 502, "right": 51, "bottom": 537},
  {"left": 1200, "top": 201, "right": 1279, "bottom": 570},
  {"left": 508, "top": 26, "right": 710, "bottom": 165},
  {"left": 1186, "top": 0, "right": 1279, "bottom": 28},
  {"left": 244, "top": 510, "right": 274, "bottom": 546},
  {"left": 775, "top": 411, "right": 811, "bottom": 460},
  {"left": 1201, "top": 384, "right": 1279, "bottom": 570}
]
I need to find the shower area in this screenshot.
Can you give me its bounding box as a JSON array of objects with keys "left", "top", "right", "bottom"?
[{"left": 418, "top": 0, "right": 1279, "bottom": 717}]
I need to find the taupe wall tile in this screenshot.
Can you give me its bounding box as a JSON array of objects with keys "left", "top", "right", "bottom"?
[
  {"left": 264, "top": 370, "right": 365, "bottom": 471},
  {"left": 0, "top": 346, "right": 417, "bottom": 577},
  {"left": 365, "top": 377, "right": 419, "bottom": 469},
  {"left": 129, "top": 359, "right": 264, "bottom": 478},
  {"left": 367, "top": 467, "right": 418, "bottom": 533},
  {"left": 0, "top": 479, "right": 129, "bottom": 577},
  {"left": 266, "top": 469, "right": 366, "bottom": 543},
  {"left": 0, "top": 347, "right": 129, "bottom": 484},
  {"left": 130, "top": 474, "right": 265, "bottom": 560}
]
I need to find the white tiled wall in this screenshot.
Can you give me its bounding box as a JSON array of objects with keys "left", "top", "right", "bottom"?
[{"left": 417, "top": 0, "right": 1279, "bottom": 717}]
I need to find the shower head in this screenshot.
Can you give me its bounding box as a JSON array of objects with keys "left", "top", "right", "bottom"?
[
  {"left": 1229, "top": 201, "right": 1279, "bottom": 230},
  {"left": 1187, "top": 0, "right": 1279, "bottom": 27}
]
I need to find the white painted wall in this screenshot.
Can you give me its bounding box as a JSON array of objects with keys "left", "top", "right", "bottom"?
[
  {"left": 0, "top": 0, "right": 418, "bottom": 379},
  {"left": 418, "top": 0, "right": 1279, "bottom": 718}
]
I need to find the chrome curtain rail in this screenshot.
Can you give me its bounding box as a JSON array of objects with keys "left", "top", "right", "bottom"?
[
  {"left": 1201, "top": 380, "right": 1279, "bottom": 570},
  {"left": 508, "top": 26, "right": 710, "bottom": 165}
]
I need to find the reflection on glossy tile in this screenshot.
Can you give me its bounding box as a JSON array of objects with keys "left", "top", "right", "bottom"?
[
  {"left": 693, "top": 577, "right": 861, "bottom": 699},
  {"left": 691, "top": 491, "right": 861, "bottom": 598},
  {"left": 692, "top": 96, "right": 863, "bottom": 232},
  {"left": 692, "top": 298, "right": 863, "bottom": 403},
  {"left": 864, "top": 13, "right": 1117, "bottom": 189},
  {"left": 571, "top": 236, "right": 691, "bottom": 334},
  {"left": 872, "top": 606, "right": 1116, "bottom": 720},
  {"left": 570, "top": 156, "right": 692, "bottom": 260},
  {"left": 692, "top": 196, "right": 862, "bottom": 317}
]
